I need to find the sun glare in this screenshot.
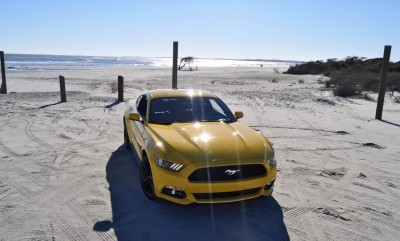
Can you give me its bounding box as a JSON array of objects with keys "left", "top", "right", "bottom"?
[
  {"left": 194, "top": 122, "right": 202, "bottom": 128},
  {"left": 199, "top": 133, "right": 212, "bottom": 142}
]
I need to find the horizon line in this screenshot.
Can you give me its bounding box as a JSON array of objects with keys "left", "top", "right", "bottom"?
[{"left": 3, "top": 52, "right": 306, "bottom": 63}]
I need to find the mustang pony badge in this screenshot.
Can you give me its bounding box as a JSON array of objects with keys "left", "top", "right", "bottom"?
[{"left": 225, "top": 169, "right": 240, "bottom": 176}]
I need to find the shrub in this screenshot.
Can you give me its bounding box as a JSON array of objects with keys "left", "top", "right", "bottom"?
[
  {"left": 388, "top": 72, "right": 400, "bottom": 93},
  {"left": 110, "top": 82, "right": 118, "bottom": 93},
  {"left": 354, "top": 71, "right": 380, "bottom": 92},
  {"left": 272, "top": 79, "right": 279, "bottom": 83},
  {"left": 362, "top": 93, "right": 375, "bottom": 101},
  {"left": 285, "top": 56, "right": 400, "bottom": 77},
  {"left": 324, "top": 79, "right": 332, "bottom": 88},
  {"left": 285, "top": 61, "right": 328, "bottom": 75},
  {"left": 360, "top": 74, "right": 380, "bottom": 92},
  {"left": 333, "top": 84, "right": 357, "bottom": 97},
  {"left": 327, "top": 70, "right": 381, "bottom": 93},
  {"left": 298, "top": 79, "right": 305, "bottom": 84},
  {"left": 285, "top": 56, "right": 400, "bottom": 97}
]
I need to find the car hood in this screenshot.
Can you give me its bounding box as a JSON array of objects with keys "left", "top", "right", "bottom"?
[{"left": 147, "top": 122, "right": 271, "bottom": 164}]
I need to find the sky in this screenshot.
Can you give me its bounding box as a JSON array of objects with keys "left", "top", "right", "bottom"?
[{"left": 1, "top": 0, "right": 399, "bottom": 61}]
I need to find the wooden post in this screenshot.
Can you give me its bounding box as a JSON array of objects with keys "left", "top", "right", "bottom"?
[
  {"left": 375, "top": 45, "right": 391, "bottom": 120},
  {"left": 0, "top": 51, "right": 7, "bottom": 94},
  {"left": 59, "top": 75, "right": 67, "bottom": 102},
  {"left": 118, "top": 75, "right": 123, "bottom": 102},
  {"left": 172, "top": 41, "right": 178, "bottom": 89}
]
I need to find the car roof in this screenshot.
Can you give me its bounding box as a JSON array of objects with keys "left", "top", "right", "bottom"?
[{"left": 148, "top": 89, "right": 218, "bottom": 99}]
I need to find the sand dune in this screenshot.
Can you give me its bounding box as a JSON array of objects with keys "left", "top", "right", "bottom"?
[{"left": 0, "top": 66, "right": 399, "bottom": 240}]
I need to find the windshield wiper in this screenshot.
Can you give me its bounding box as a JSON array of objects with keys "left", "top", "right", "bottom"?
[
  {"left": 201, "top": 119, "right": 228, "bottom": 123},
  {"left": 154, "top": 121, "right": 180, "bottom": 125}
]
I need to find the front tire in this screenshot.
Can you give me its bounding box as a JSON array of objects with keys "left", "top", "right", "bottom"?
[{"left": 140, "top": 156, "right": 157, "bottom": 201}]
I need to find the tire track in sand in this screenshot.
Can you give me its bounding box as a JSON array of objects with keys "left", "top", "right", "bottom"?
[
  {"left": 0, "top": 139, "right": 20, "bottom": 157},
  {"left": 284, "top": 110, "right": 383, "bottom": 240},
  {"left": 24, "top": 115, "right": 54, "bottom": 149},
  {"left": 284, "top": 159, "right": 360, "bottom": 220},
  {"left": 0, "top": 156, "right": 112, "bottom": 241},
  {"left": 50, "top": 210, "right": 87, "bottom": 241},
  {"left": 251, "top": 96, "right": 331, "bottom": 240},
  {"left": 0, "top": 172, "right": 92, "bottom": 240},
  {"left": 0, "top": 118, "right": 21, "bottom": 157},
  {"left": 68, "top": 200, "right": 115, "bottom": 241},
  {"left": 283, "top": 109, "right": 332, "bottom": 241},
  {"left": 85, "top": 119, "right": 105, "bottom": 135}
]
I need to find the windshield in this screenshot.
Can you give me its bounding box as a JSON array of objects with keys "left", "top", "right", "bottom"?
[{"left": 149, "top": 97, "right": 236, "bottom": 124}]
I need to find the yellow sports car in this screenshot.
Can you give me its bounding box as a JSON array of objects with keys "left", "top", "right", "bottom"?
[{"left": 123, "top": 89, "right": 276, "bottom": 205}]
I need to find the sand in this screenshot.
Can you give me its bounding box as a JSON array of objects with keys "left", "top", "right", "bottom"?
[{"left": 0, "top": 66, "right": 399, "bottom": 241}]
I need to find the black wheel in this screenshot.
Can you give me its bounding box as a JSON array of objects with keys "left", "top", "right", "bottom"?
[
  {"left": 140, "top": 156, "right": 157, "bottom": 201},
  {"left": 124, "top": 120, "right": 130, "bottom": 149}
]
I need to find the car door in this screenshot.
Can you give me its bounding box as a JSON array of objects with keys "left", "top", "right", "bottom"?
[
  {"left": 132, "top": 94, "right": 148, "bottom": 159},
  {"left": 126, "top": 96, "right": 140, "bottom": 153}
]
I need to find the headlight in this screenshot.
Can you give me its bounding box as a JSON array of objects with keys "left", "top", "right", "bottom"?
[
  {"left": 153, "top": 155, "right": 184, "bottom": 172},
  {"left": 267, "top": 157, "right": 277, "bottom": 166}
]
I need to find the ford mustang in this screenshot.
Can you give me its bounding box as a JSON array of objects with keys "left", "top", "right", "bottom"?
[{"left": 123, "top": 89, "right": 276, "bottom": 204}]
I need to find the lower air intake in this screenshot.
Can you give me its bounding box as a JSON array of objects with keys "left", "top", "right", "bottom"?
[{"left": 193, "top": 187, "right": 261, "bottom": 200}]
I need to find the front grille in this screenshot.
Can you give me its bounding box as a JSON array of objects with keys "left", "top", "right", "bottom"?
[
  {"left": 193, "top": 187, "right": 261, "bottom": 200},
  {"left": 188, "top": 164, "right": 266, "bottom": 182}
]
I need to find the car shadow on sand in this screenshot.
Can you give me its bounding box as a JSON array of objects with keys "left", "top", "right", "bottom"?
[{"left": 94, "top": 145, "right": 289, "bottom": 241}]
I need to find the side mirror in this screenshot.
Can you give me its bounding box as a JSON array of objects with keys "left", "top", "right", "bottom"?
[
  {"left": 234, "top": 111, "right": 244, "bottom": 119},
  {"left": 128, "top": 112, "right": 142, "bottom": 122}
]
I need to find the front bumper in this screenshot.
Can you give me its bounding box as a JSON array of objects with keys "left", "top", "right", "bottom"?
[{"left": 149, "top": 157, "right": 277, "bottom": 205}]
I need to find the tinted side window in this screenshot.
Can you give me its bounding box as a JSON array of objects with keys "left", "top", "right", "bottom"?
[
  {"left": 209, "top": 99, "right": 227, "bottom": 117},
  {"left": 136, "top": 96, "right": 142, "bottom": 109},
  {"left": 137, "top": 95, "right": 148, "bottom": 118}
]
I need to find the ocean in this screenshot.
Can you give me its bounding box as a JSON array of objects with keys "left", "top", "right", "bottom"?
[
  {"left": 5, "top": 54, "right": 152, "bottom": 68},
  {"left": 4, "top": 53, "right": 301, "bottom": 71}
]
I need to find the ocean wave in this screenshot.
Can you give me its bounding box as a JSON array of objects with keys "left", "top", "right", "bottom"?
[{"left": 4, "top": 54, "right": 300, "bottom": 69}]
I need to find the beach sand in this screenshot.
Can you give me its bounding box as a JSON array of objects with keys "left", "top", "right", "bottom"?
[{"left": 0, "top": 66, "right": 399, "bottom": 240}]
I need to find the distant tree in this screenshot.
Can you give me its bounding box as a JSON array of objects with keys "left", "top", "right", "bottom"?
[{"left": 178, "top": 56, "right": 197, "bottom": 71}]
